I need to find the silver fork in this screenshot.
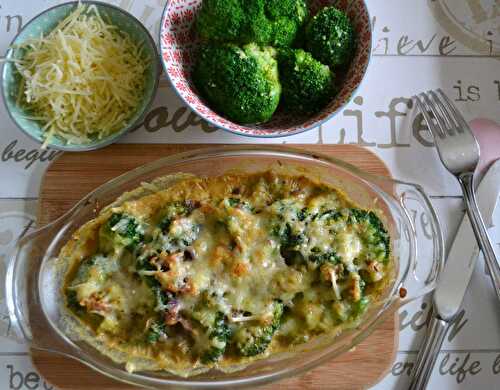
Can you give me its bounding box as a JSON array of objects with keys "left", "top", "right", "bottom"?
[{"left": 413, "top": 89, "right": 500, "bottom": 301}]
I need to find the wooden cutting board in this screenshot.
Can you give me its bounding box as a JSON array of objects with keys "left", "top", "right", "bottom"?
[{"left": 34, "top": 144, "right": 398, "bottom": 390}]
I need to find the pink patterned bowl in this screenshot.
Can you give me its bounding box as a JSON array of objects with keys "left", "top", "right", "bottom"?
[{"left": 159, "top": 0, "right": 372, "bottom": 138}]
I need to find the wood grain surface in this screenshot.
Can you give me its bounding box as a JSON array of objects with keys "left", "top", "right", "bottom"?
[{"left": 34, "top": 144, "right": 398, "bottom": 390}]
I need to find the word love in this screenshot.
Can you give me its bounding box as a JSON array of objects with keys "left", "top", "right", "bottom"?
[{"left": 132, "top": 105, "right": 218, "bottom": 134}]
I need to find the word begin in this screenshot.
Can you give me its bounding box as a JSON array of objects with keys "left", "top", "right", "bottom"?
[{"left": 6, "top": 365, "right": 53, "bottom": 390}]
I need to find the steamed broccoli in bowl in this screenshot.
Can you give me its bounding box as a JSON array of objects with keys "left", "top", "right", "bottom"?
[
  {"left": 193, "top": 1, "right": 357, "bottom": 124},
  {"left": 278, "top": 48, "right": 334, "bottom": 114},
  {"left": 196, "top": 0, "right": 244, "bottom": 43},
  {"left": 193, "top": 43, "right": 281, "bottom": 124},
  {"left": 197, "top": 0, "right": 308, "bottom": 47},
  {"left": 305, "top": 6, "right": 356, "bottom": 68}
]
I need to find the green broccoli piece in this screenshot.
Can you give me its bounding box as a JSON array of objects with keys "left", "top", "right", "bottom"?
[
  {"left": 201, "top": 312, "right": 231, "bottom": 363},
  {"left": 227, "top": 198, "right": 241, "bottom": 208},
  {"left": 318, "top": 209, "right": 343, "bottom": 221},
  {"left": 348, "top": 208, "right": 390, "bottom": 263},
  {"left": 196, "top": 0, "right": 245, "bottom": 42},
  {"left": 196, "top": 0, "right": 308, "bottom": 47},
  {"left": 278, "top": 48, "right": 334, "bottom": 114},
  {"left": 136, "top": 256, "right": 177, "bottom": 344},
  {"left": 305, "top": 6, "right": 356, "bottom": 68},
  {"left": 66, "top": 255, "right": 118, "bottom": 324},
  {"left": 309, "top": 247, "right": 340, "bottom": 265},
  {"left": 145, "top": 318, "right": 168, "bottom": 344},
  {"left": 265, "top": 0, "right": 308, "bottom": 24},
  {"left": 65, "top": 289, "right": 104, "bottom": 327},
  {"left": 135, "top": 254, "right": 176, "bottom": 312},
  {"left": 193, "top": 43, "right": 281, "bottom": 124},
  {"left": 70, "top": 254, "right": 117, "bottom": 286},
  {"left": 191, "top": 307, "right": 231, "bottom": 363},
  {"left": 159, "top": 201, "right": 197, "bottom": 232},
  {"left": 272, "top": 222, "right": 305, "bottom": 250},
  {"left": 351, "top": 296, "right": 370, "bottom": 317},
  {"left": 224, "top": 197, "right": 254, "bottom": 212},
  {"left": 242, "top": 0, "right": 308, "bottom": 47},
  {"left": 297, "top": 207, "right": 310, "bottom": 221},
  {"left": 157, "top": 201, "right": 200, "bottom": 253},
  {"left": 271, "top": 206, "right": 308, "bottom": 265},
  {"left": 235, "top": 302, "right": 284, "bottom": 357},
  {"left": 71, "top": 256, "right": 99, "bottom": 285},
  {"left": 66, "top": 289, "right": 84, "bottom": 314},
  {"left": 101, "top": 213, "right": 144, "bottom": 250}
]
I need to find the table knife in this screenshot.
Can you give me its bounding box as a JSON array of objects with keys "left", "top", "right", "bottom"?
[{"left": 408, "top": 159, "right": 500, "bottom": 390}]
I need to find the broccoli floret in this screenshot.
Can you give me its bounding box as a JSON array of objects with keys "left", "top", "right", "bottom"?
[
  {"left": 70, "top": 254, "right": 116, "bottom": 286},
  {"left": 351, "top": 296, "right": 370, "bottom": 317},
  {"left": 309, "top": 247, "right": 340, "bottom": 265},
  {"left": 71, "top": 256, "right": 98, "bottom": 285},
  {"left": 145, "top": 318, "right": 168, "bottom": 344},
  {"left": 196, "top": 0, "right": 308, "bottom": 47},
  {"left": 270, "top": 205, "right": 309, "bottom": 265},
  {"left": 151, "top": 284, "right": 174, "bottom": 312},
  {"left": 348, "top": 208, "right": 390, "bottom": 262},
  {"left": 305, "top": 6, "right": 356, "bottom": 68},
  {"left": 265, "top": 0, "right": 308, "bottom": 24},
  {"left": 193, "top": 43, "right": 281, "bottom": 124},
  {"left": 201, "top": 312, "right": 231, "bottom": 363},
  {"left": 333, "top": 295, "right": 370, "bottom": 324},
  {"left": 161, "top": 220, "right": 200, "bottom": 254},
  {"left": 227, "top": 198, "right": 241, "bottom": 208},
  {"left": 297, "top": 207, "right": 310, "bottom": 221},
  {"left": 157, "top": 201, "right": 200, "bottom": 253},
  {"left": 272, "top": 222, "right": 305, "bottom": 250},
  {"left": 191, "top": 307, "right": 231, "bottom": 363},
  {"left": 235, "top": 302, "right": 284, "bottom": 357},
  {"left": 65, "top": 289, "right": 103, "bottom": 327},
  {"left": 242, "top": 0, "right": 308, "bottom": 47},
  {"left": 223, "top": 197, "right": 254, "bottom": 212},
  {"left": 317, "top": 209, "right": 343, "bottom": 221},
  {"left": 101, "top": 213, "right": 144, "bottom": 250},
  {"left": 135, "top": 254, "right": 176, "bottom": 312},
  {"left": 196, "top": 0, "right": 245, "bottom": 42},
  {"left": 278, "top": 48, "right": 334, "bottom": 114},
  {"left": 66, "top": 289, "right": 84, "bottom": 314},
  {"left": 66, "top": 255, "right": 118, "bottom": 323},
  {"left": 159, "top": 201, "right": 197, "bottom": 232}
]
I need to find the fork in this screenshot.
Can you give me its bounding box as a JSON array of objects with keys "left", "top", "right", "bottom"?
[{"left": 413, "top": 89, "right": 500, "bottom": 302}]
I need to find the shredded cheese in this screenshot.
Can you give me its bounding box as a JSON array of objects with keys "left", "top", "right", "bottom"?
[{"left": 13, "top": 3, "right": 148, "bottom": 147}]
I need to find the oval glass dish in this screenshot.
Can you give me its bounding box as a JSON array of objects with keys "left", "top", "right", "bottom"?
[{"left": 5, "top": 146, "right": 444, "bottom": 389}]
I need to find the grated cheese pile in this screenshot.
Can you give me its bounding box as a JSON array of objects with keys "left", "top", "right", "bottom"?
[{"left": 14, "top": 3, "right": 148, "bottom": 147}]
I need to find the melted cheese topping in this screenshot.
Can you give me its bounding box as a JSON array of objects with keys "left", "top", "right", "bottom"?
[
  {"left": 13, "top": 3, "right": 147, "bottom": 147},
  {"left": 62, "top": 171, "right": 392, "bottom": 374}
]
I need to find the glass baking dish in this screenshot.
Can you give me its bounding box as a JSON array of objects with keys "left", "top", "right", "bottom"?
[{"left": 5, "top": 145, "right": 444, "bottom": 389}]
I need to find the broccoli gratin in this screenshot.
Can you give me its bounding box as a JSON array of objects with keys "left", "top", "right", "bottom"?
[{"left": 63, "top": 171, "right": 391, "bottom": 373}]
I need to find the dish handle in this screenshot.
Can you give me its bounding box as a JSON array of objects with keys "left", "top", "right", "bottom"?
[
  {"left": 392, "top": 181, "right": 445, "bottom": 306},
  {"left": 4, "top": 222, "right": 75, "bottom": 356}
]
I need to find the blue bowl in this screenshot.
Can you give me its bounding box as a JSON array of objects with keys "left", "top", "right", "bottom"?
[{"left": 2, "top": 1, "right": 160, "bottom": 151}]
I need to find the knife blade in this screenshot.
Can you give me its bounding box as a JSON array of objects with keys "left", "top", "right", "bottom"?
[{"left": 433, "top": 159, "right": 500, "bottom": 320}]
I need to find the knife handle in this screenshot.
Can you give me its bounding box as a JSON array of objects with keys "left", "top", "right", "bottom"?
[
  {"left": 408, "top": 313, "right": 450, "bottom": 390},
  {"left": 459, "top": 173, "right": 500, "bottom": 302}
]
